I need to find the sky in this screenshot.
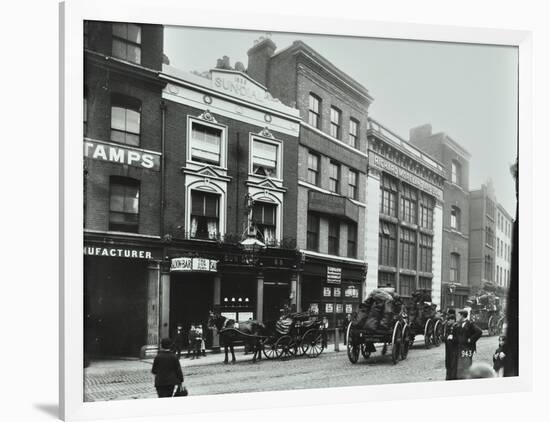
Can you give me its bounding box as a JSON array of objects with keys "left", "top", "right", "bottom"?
[{"left": 164, "top": 26, "right": 518, "bottom": 215}]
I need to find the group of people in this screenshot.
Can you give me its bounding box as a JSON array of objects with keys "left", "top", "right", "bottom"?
[
  {"left": 173, "top": 323, "right": 206, "bottom": 360},
  {"left": 444, "top": 308, "right": 507, "bottom": 380}
]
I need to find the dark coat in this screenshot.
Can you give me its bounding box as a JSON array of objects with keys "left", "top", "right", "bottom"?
[
  {"left": 454, "top": 319, "right": 482, "bottom": 351},
  {"left": 444, "top": 321, "right": 458, "bottom": 380},
  {"left": 493, "top": 346, "right": 507, "bottom": 372},
  {"left": 173, "top": 329, "right": 185, "bottom": 348},
  {"left": 152, "top": 350, "right": 184, "bottom": 387}
]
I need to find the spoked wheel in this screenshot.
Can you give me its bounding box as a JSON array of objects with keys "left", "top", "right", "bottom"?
[
  {"left": 275, "top": 335, "right": 294, "bottom": 359},
  {"left": 262, "top": 337, "right": 280, "bottom": 360},
  {"left": 433, "top": 319, "right": 443, "bottom": 347},
  {"left": 424, "top": 319, "right": 434, "bottom": 349},
  {"left": 346, "top": 324, "right": 360, "bottom": 364},
  {"left": 391, "top": 322, "right": 403, "bottom": 364},
  {"left": 401, "top": 324, "right": 411, "bottom": 360},
  {"left": 302, "top": 329, "right": 325, "bottom": 358},
  {"left": 360, "top": 343, "right": 372, "bottom": 359}
]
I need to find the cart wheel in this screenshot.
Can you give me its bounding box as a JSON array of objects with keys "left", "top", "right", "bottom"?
[
  {"left": 302, "top": 329, "right": 324, "bottom": 358},
  {"left": 433, "top": 320, "right": 442, "bottom": 347},
  {"left": 391, "top": 322, "right": 403, "bottom": 364},
  {"left": 360, "top": 343, "right": 371, "bottom": 359},
  {"left": 275, "top": 335, "right": 294, "bottom": 360},
  {"left": 488, "top": 316, "right": 497, "bottom": 336},
  {"left": 401, "top": 324, "right": 410, "bottom": 360},
  {"left": 262, "top": 337, "right": 280, "bottom": 360},
  {"left": 424, "top": 319, "right": 434, "bottom": 349},
  {"left": 346, "top": 324, "right": 360, "bottom": 364},
  {"left": 497, "top": 318, "right": 505, "bottom": 335}
]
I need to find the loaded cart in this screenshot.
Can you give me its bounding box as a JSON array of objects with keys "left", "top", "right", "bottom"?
[
  {"left": 467, "top": 291, "right": 504, "bottom": 336},
  {"left": 262, "top": 311, "right": 325, "bottom": 360},
  {"left": 405, "top": 290, "right": 444, "bottom": 349},
  {"left": 346, "top": 288, "right": 410, "bottom": 364}
]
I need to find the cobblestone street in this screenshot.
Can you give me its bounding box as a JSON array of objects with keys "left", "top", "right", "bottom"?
[{"left": 84, "top": 335, "right": 498, "bottom": 402}]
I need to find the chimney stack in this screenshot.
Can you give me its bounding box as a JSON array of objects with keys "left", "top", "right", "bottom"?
[
  {"left": 247, "top": 37, "right": 276, "bottom": 86},
  {"left": 409, "top": 124, "right": 433, "bottom": 141}
]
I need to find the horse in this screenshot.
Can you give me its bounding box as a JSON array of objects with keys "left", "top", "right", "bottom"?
[{"left": 207, "top": 312, "right": 265, "bottom": 364}]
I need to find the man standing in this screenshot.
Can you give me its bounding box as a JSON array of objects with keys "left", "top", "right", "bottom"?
[
  {"left": 444, "top": 310, "right": 458, "bottom": 380},
  {"left": 152, "top": 338, "right": 184, "bottom": 398},
  {"left": 454, "top": 309, "right": 483, "bottom": 379}
]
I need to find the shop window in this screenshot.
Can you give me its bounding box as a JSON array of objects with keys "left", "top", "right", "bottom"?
[
  {"left": 419, "top": 233, "right": 433, "bottom": 273},
  {"left": 328, "top": 218, "right": 340, "bottom": 255},
  {"left": 190, "top": 121, "right": 223, "bottom": 166},
  {"left": 306, "top": 213, "right": 320, "bottom": 251},
  {"left": 110, "top": 93, "right": 141, "bottom": 146},
  {"left": 330, "top": 107, "right": 341, "bottom": 139},
  {"left": 112, "top": 23, "right": 141, "bottom": 64},
  {"left": 347, "top": 223, "right": 357, "bottom": 258},
  {"left": 399, "top": 275, "right": 415, "bottom": 297},
  {"left": 308, "top": 93, "right": 321, "bottom": 128},
  {"left": 348, "top": 169, "right": 358, "bottom": 200},
  {"left": 420, "top": 194, "right": 434, "bottom": 229},
  {"left": 349, "top": 118, "right": 359, "bottom": 148},
  {"left": 252, "top": 201, "right": 277, "bottom": 245},
  {"left": 307, "top": 151, "right": 320, "bottom": 185},
  {"left": 329, "top": 161, "right": 340, "bottom": 194},
  {"left": 400, "top": 183, "right": 418, "bottom": 224},
  {"left": 400, "top": 227, "right": 417, "bottom": 270},
  {"left": 379, "top": 222, "right": 397, "bottom": 267},
  {"left": 190, "top": 190, "right": 219, "bottom": 240},
  {"left": 252, "top": 138, "right": 279, "bottom": 178},
  {"left": 378, "top": 271, "right": 396, "bottom": 289},
  {"left": 451, "top": 160, "right": 461, "bottom": 186},
  {"left": 109, "top": 176, "right": 140, "bottom": 233},
  {"left": 450, "top": 253, "right": 460, "bottom": 283},
  {"left": 451, "top": 206, "right": 461, "bottom": 231},
  {"left": 380, "top": 174, "right": 398, "bottom": 217}
]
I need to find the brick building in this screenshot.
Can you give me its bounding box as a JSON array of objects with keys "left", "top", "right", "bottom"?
[
  {"left": 468, "top": 181, "right": 498, "bottom": 295},
  {"left": 409, "top": 124, "right": 471, "bottom": 310},
  {"left": 495, "top": 203, "right": 513, "bottom": 305},
  {"left": 84, "top": 23, "right": 301, "bottom": 358},
  {"left": 246, "top": 39, "right": 370, "bottom": 326},
  {"left": 365, "top": 119, "right": 446, "bottom": 307}
]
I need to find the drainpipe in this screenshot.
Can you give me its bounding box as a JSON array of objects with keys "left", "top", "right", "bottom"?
[{"left": 160, "top": 100, "right": 166, "bottom": 236}]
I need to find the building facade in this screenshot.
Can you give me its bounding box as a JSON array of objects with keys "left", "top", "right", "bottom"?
[
  {"left": 84, "top": 23, "right": 302, "bottom": 358},
  {"left": 365, "top": 120, "right": 446, "bottom": 307},
  {"left": 495, "top": 203, "right": 513, "bottom": 302},
  {"left": 468, "top": 182, "right": 498, "bottom": 295},
  {"left": 246, "top": 39, "right": 370, "bottom": 327},
  {"left": 409, "top": 124, "right": 472, "bottom": 310}
]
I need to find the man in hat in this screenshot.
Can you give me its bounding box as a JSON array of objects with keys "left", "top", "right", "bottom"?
[
  {"left": 444, "top": 309, "right": 458, "bottom": 380},
  {"left": 454, "top": 309, "right": 482, "bottom": 379}
]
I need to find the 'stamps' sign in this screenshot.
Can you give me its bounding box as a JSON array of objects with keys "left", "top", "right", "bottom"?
[{"left": 170, "top": 257, "right": 218, "bottom": 272}]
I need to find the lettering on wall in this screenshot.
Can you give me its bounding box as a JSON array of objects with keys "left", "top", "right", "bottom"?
[
  {"left": 84, "top": 246, "right": 155, "bottom": 259},
  {"left": 84, "top": 140, "right": 161, "bottom": 171},
  {"left": 211, "top": 70, "right": 278, "bottom": 105},
  {"left": 170, "top": 257, "right": 218, "bottom": 272}
]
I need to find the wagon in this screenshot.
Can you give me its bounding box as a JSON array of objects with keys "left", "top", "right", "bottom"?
[
  {"left": 346, "top": 315, "right": 409, "bottom": 364},
  {"left": 261, "top": 311, "right": 325, "bottom": 360},
  {"left": 405, "top": 290, "right": 444, "bottom": 349},
  {"left": 467, "top": 291, "right": 504, "bottom": 336}
]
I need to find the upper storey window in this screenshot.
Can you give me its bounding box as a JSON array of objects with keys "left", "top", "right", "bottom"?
[
  {"left": 112, "top": 23, "right": 142, "bottom": 64},
  {"left": 330, "top": 107, "right": 341, "bottom": 139},
  {"left": 110, "top": 94, "right": 141, "bottom": 146},
  {"left": 451, "top": 160, "right": 462, "bottom": 186},
  {"left": 308, "top": 94, "right": 321, "bottom": 128},
  {"left": 349, "top": 118, "right": 359, "bottom": 148},
  {"left": 190, "top": 121, "right": 223, "bottom": 166},
  {"left": 252, "top": 138, "right": 280, "bottom": 178}
]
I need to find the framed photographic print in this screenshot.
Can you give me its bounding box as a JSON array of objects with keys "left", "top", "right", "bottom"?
[{"left": 60, "top": 0, "right": 532, "bottom": 420}]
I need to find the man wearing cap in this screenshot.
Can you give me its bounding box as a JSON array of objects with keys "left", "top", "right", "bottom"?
[{"left": 454, "top": 309, "right": 483, "bottom": 379}]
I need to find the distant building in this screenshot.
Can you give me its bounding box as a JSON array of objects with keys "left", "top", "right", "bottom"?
[
  {"left": 365, "top": 120, "right": 446, "bottom": 306},
  {"left": 495, "top": 203, "right": 513, "bottom": 302},
  {"left": 409, "top": 124, "right": 471, "bottom": 310},
  {"left": 247, "top": 38, "right": 371, "bottom": 325}
]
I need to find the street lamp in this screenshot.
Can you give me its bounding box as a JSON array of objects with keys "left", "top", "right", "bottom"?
[{"left": 448, "top": 283, "right": 457, "bottom": 308}]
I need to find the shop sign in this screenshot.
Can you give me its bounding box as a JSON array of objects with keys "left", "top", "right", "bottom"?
[
  {"left": 336, "top": 304, "right": 343, "bottom": 313},
  {"left": 84, "top": 246, "right": 155, "bottom": 259},
  {"left": 170, "top": 257, "right": 218, "bottom": 272},
  {"left": 325, "top": 303, "right": 334, "bottom": 313},
  {"left": 323, "top": 287, "right": 332, "bottom": 297},
  {"left": 84, "top": 139, "right": 161, "bottom": 171},
  {"left": 345, "top": 304, "right": 353, "bottom": 314},
  {"left": 327, "top": 267, "right": 342, "bottom": 284},
  {"left": 333, "top": 287, "right": 341, "bottom": 297},
  {"left": 211, "top": 70, "right": 278, "bottom": 106},
  {"left": 345, "top": 285, "right": 359, "bottom": 298},
  {"left": 370, "top": 153, "right": 443, "bottom": 200},
  {"left": 309, "top": 303, "right": 319, "bottom": 314}
]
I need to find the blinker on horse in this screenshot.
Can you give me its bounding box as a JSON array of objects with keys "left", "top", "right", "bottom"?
[{"left": 208, "top": 312, "right": 265, "bottom": 364}]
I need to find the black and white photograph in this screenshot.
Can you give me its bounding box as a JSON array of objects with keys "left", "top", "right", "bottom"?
[{"left": 81, "top": 18, "right": 521, "bottom": 404}]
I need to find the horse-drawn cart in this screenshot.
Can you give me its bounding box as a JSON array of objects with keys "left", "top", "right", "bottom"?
[
  {"left": 262, "top": 311, "right": 325, "bottom": 360},
  {"left": 405, "top": 290, "right": 444, "bottom": 349},
  {"left": 346, "top": 288, "right": 410, "bottom": 364}
]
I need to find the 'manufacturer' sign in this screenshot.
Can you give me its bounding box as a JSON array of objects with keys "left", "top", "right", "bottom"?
[
  {"left": 84, "top": 246, "right": 155, "bottom": 259},
  {"left": 84, "top": 139, "right": 161, "bottom": 171},
  {"left": 171, "top": 257, "right": 218, "bottom": 272}
]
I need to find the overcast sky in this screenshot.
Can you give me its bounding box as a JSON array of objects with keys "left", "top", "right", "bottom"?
[{"left": 164, "top": 26, "right": 518, "bottom": 215}]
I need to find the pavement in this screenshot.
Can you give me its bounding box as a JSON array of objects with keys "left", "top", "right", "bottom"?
[{"left": 84, "top": 334, "right": 500, "bottom": 402}]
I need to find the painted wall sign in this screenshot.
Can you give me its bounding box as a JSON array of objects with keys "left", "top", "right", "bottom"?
[
  {"left": 84, "top": 246, "right": 155, "bottom": 259},
  {"left": 327, "top": 267, "right": 342, "bottom": 284},
  {"left": 325, "top": 303, "right": 334, "bottom": 313},
  {"left": 323, "top": 287, "right": 332, "bottom": 297},
  {"left": 170, "top": 257, "right": 218, "bottom": 272},
  {"left": 333, "top": 287, "right": 342, "bottom": 297},
  {"left": 84, "top": 139, "right": 161, "bottom": 171},
  {"left": 369, "top": 152, "right": 443, "bottom": 200},
  {"left": 211, "top": 70, "right": 279, "bottom": 106}
]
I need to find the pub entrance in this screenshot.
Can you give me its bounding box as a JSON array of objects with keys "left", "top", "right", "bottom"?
[
  {"left": 169, "top": 272, "right": 214, "bottom": 347},
  {"left": 263, "top": 281, "right": 290, "bottom": 322}
]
